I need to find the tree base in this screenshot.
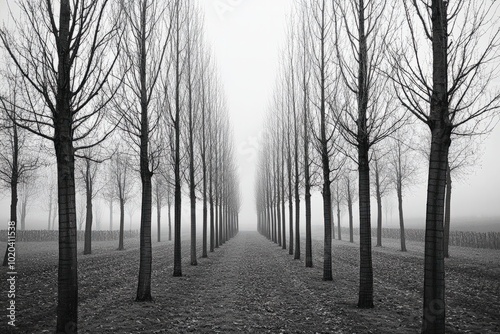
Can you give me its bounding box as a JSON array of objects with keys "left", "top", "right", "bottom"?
[
  {"left": 357, "top": 299, "right": 374, "bottom": 309},
  {"left": 135, "top": 295, "right": 153, "bottom": 302}
]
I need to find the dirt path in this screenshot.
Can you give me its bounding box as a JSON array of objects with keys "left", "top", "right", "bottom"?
[{"left": 81, "top": 231, "right": 348, "bottom": 333}]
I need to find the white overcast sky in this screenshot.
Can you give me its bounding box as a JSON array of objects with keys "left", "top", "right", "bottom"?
[{"left": 0, "top": 0, "right": 499, "bottom": 231}]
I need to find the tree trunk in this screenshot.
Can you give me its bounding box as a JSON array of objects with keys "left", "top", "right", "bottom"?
[
  {"left": 173, "top": 1, "right": 182, "bottom": 278},
  {"left": 331, "top": 199, "right": 335, "bottom": 240},
  {"left": 83, "top": 182, "right": 93, "bottom": 255},
  {"left": 48, "top": 190, "right": 52, "bottom": 230},
  {"left": 136, "top": 171, "right": 153, "bottom": 301},
  {"left": 318, "top": 2, "right": 332, "bottom": 281},
  {"left": 209, "top": 154, "right": 214, "bottom": 252},
  {"left": 357, "top": 144, "right": 373, "bottom": 307},
  {"left": 304, "top": 85, "right": 312, "bottom": 268},
  {"left": 118, "top": 198, "right": 125, "bottom": 250},
  {"left": 348, "top": 195, "right": 354, "bottom": 243},
  {"left": 397, "top": 186, "right": 407, "bottom": 252},
  {"left": 281, "top": 135, "right": 287, "bottom": 250},
  {"left": 55, "top": 142, "right": 78, "bottom": 333},
  {"left": 2, "top": 164, "right": 18, "bottom": 267},
  {"left": 136, "top": 0, "right": 153, "bottom": 301},
  {"left": 202, "top": 143, "right": 208, "bottom": 258},
  {"left": 157, "top": 199, "right": 161, "bottom": 242},
  {"left": 215, "top": 193, "right": 219, "bottom": 248},
  {"left": 421, "top": 1, "right": 449, "bottom": 332},
  {"left": 356, "top": 0, "right": 374, "bottom": 308},
  {"left": 375, "top": 162, "right": 382, "bottom": 247},
  {"left": 443, "top": 164, "right": 451, "bottom": 258},
  {"left": 109, "top": 199, "right": 113, "bottom": 231},
  {"left": 168, "top": 202, "right": 172, "bottom": 242},
  {"left": 20, "top": 193, "right": 27, "bottom": 230},
  {"left": 287, "top": 131, "right": 294, "bottom": 256},
  {"left": 54, "top": 0, "right": 79, "bottom": 320},
  {"left": 337, "top": 206, "right": 341, "bottom": 241}
]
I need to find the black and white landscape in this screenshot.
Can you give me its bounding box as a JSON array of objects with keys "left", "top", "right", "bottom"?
[{"left": 0, "top": 1, "right": 499, "bottom": 333}]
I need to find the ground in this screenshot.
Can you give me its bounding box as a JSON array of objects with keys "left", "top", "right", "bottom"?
[{"left": 1, "top": 229, "right": 499, "bottom": 333}]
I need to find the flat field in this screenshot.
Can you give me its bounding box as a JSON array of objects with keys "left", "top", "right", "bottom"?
[{"left": 0, "top": 230, "right": 499, "bottom": 333}]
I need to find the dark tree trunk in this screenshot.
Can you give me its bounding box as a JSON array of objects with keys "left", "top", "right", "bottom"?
[
  {"left": 293, "top": 110, "right": 300, "bottom": 260},
  {"left": 421, "top": 2, "right": 450, "bottom": 332},
  {"left": 54, "top": 4, "right": 79, "bottom": 329},
  {"left": 188, "top": 27, "right": 197, "bottom": 266},
  {"left": 443, "top": 164, "right": 451, "bottom": 258},
  {"left": 281, "top": 138, "right": 287, "bottom": 250},
  {"left": 2, "top": 129, "right": 18, "bottom": 266},
  {"left": 318, "top": 1, "right": 332, "bottom": 281},
  {"left": 157, "top": 199, "right": 161, "bottom": 242},
  {"left": 357, "top": 144, "right": 373, "bottom": 307},
  {"left": 276, "top": 152, "right": 282, "bottom": 247},
  {"left": 331, "top": 200, "right": 335, "bottom": 240},
  {"left": 215, "top": 191, "right": 219, "bottom": 248},
  {"left": 20, "top": 194, "right": 27, "bottom": 230},
  {"left": 337, "top": 206, "right": 341, "bottom": 241},
  {"left": 287, "top": 126, "right": 294, "bottom": 256},
  {"left": 173, "top": 1, "right": 182, "bottom": 277},
  {"left": 136, "top": 0, "right": 153, "bottom": 301},
  {"left": 118, "top": 198, "right": 125, "bottom": 250},
  {"left": 168, "top": 202, "right": 172, "bottom": 241},
  {"left": 83, "top": 172, "right": 93, "bottom": 255},
  {"left": 303, "top": 66, "right": 312, "bottom": 268},
  {"left": 209, "top": 173, "right": 214, "bottom": 252},
  {"left": 48, "top": 191, "right": 53, "bottom": 230},
  {"left": 375, "top": 160, "right": 382, "bottom": 247},
  {"left": 397, "top": 186, "right": 407, "bottom": 252},
  {"left": 357, "top": 0, "right": 374, "bottom": 308},
  {"left": 55, "top": 141, "right": 78, "bottom": 333},
  {"left": 348, "top": 194, "right": 354, "bottom": 243},
  {"left": 202, "top": 100, "right": 208, "bottom": 257},
  {"left": 136, "top": 170, "right": 153, "bottom": 301}
]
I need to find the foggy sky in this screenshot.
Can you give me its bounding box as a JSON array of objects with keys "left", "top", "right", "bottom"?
[{"left": 0, "top": 0, "right": 499, "bottom": 232}]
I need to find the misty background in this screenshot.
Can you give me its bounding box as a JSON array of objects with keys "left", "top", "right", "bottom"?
[{"left": 0, "top": 0, "right": 499, "bottom": 233}]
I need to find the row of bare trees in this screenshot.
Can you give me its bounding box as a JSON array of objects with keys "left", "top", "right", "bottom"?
[
  {"left": 256, "top": 0, "right": 499, "bottom": 333},
  {"left": 0, "top": 0, "right": 240, "bottom": 332}
]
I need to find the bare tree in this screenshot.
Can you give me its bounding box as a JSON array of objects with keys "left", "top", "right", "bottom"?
[
  {"left": 0, "top": 1, "right": 121, "bottom": 330},
  {"left": 388, "top": 129, "right": 419, "bottom": 252},
  {"left": 371, "top": 149, "right": 391, "bottom": 247},
  {"left": 101, "top": 161, "right": 117, "bottom": 231},
  {"left": 306, "top": 0, "right": 346, "bottom": 281},
  {"left": 0, "top": 73, "right": 40, "bottom": 265},
  {"left": 153, "top": 174, "right": 167, "bottom": 242},
  {"left": 344, "top": 167, "right": 357, "bottom": 243},
  {"left": 333, "top": 0, "right": 402, "bottom": 307},
  {"left": 17, "top": 172, "right": 40, "bottom": 230},
  {"left": 116, "top": 0, "right": 173, "bottom": 301},
  {"left": 76, "top": 149, "right": 104, "bottom": 255},
  {"left": 391, "top": 1, "right": 500, "bottom": 331},
  {"left": 113, "top": 148, "right": 135, "bottom": 250}
]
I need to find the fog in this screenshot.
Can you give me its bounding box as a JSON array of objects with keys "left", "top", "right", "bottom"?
[{"left": 1, "top": 0, "right": 499, "bottom": 233}]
